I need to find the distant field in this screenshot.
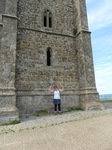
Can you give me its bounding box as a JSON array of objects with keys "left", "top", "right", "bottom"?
[
  {"left": 100, "top": 94, "right": 112, "bottom": 102},
  {"left": 100, "top": 99, "right": 112, "bottom": 103}
]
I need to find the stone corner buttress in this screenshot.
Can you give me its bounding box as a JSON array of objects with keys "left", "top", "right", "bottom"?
[
  {"left": 0, "top": 0, "right": 19, "bottom": 125},
  {"left": 74, "top": 0, "right": 103, "bottom": 110}
]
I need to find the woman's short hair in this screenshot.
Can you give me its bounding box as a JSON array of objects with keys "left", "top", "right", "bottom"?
[{"left": 54, "top": 85, "right": 57, "bottom": 89}]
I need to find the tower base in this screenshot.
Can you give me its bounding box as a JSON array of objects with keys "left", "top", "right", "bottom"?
[
  {"left": 80, "top": 102, "right": 104, "bottom": 111},
  {"left": 0, "top": 95, "right": 19, "bottom": 125},
  {"left": 79, "top": 89, "right": 104, "bottom": 111}
]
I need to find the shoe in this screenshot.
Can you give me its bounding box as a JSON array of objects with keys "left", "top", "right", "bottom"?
[
  {"left": 54, "top": 111, "right": 57, "bottom": 115},
  {"left": 59, "top": 111, "right": 62, "bottom": 114}
]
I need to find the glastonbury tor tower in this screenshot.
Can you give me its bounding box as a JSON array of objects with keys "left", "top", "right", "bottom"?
[{"left": 0, "top": 0, "right": 102, "bottom": 124}]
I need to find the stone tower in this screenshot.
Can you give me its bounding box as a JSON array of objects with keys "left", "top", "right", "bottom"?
[{"left": 0, "top": 0, "right": 102, "bottom": 124}]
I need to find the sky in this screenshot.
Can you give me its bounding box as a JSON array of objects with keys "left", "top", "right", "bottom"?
[{"left": 86, "top": 0, "right": 112, "bottom": 94}]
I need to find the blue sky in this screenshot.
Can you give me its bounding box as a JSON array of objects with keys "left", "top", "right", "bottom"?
[{"left": 86, "top": 0, "right": 112, "bottom": 94}]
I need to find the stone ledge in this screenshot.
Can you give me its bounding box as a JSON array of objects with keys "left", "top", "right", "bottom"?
[
  {"left": 0, "top": 91, "right": 15, "bottom": 96},
  {"left": 16, "top": 90, "right": 79, "bottom": 96},
  {"left": 18, "top": 27, "right": 91, "bottom": 39},
  {"left": 2, "top": 14, "right": 17, "bottom": 19},
  {"left": 0, "top": 107, "right": 18, "bottom": 114},
  {"left": 75, "top": 28, "right": 91, "bottom": 38},
  {"left": 0, "top": 23, "right": 3, "bottom": 26},
  {"left": 18, "top": 27, "right": 75, "bottom": 38},
  {"left": 0, "top": 88, "right": 16, "bottom": 96}
]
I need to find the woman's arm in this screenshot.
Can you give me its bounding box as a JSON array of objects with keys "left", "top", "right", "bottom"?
[
  {"left": 60, "top": 85, "right": 64, "bottom": 92},
  {"left": 49, "top": 85, "right": 53, "bottom": 93}
]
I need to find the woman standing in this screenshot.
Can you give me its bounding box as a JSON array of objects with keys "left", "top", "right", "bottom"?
[{"left": 49, "top": 85, "right": 64, "bottom": 114}]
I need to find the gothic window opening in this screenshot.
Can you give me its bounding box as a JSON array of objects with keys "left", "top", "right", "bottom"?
[
  {"left": 44, "top": 16, "right": 47, "bottom": 27},
  {"left": 49, "top": 17, "right": 52, "bottom": 28},
  {"left": 49, "top": 12, "right": 52, "bottom": 28},
  {"left": 47, "top": 48, "right": 51, "bottom": 66},
  {"left": 44, "top": 10, "right": 52, "bottom": 28}
]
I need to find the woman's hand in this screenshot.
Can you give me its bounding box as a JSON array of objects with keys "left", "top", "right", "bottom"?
[
  {"left": 60, "top": 85, "right": 64, "bottom": 92},
  {"left": 49, "top": 85, "right": 53, "bottom": 93}
]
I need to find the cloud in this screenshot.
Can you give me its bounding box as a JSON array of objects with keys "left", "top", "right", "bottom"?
[
  {"left": 92, "top": 36, "right": 112, "bottom": 94},
  {"left": 86, "top": 0, "right": 112, "bottom": 94},
  {"left": 95, "top": 62, "right": 112, "bottom": 94},
  {"left": 87, "top": 0, "right": 112, "bottom": 31},
  {"left": 92, "top": 35, "right": 112, "bottom": 53}
]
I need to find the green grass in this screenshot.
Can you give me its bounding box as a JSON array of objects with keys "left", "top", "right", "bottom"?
[
  {"left": 68, "top": 107, "right": 83, "bottom": 112},
  {"left": 73, "top": 27, "right": 77, "bottom": 35},
  {"left": 2, "top": 120, "right": 20, "bottom": 126},
  {"left": 36, "top": 110, "right": 51, "bottom": 116},
  {"left": 36, "top": 108, "right": 83, "bottom": 117},
  {"left": 100, "top": 99, "right": 112, "bottom": 103},
  {"left": 36, "top": 107, "right": 83, "bottom": 117}
]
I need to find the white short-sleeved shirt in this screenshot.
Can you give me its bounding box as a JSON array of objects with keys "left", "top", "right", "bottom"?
[{"left": 53, "top": 90, "right": 60, "bottom": 99}]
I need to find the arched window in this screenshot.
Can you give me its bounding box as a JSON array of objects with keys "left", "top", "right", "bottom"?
[
  {"left": 47, "top": 48, "right": 51, "bottom": 66},
  {"left": 44, "top": 10, "right": 52, "bottom": 28}
]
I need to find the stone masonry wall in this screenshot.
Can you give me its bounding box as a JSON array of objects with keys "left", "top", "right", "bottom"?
[
  {"left": 16, "top": 0, "right": 80, "bottom": 113},
  {"left": 72, "top": 0, "right": 88, "bottom": 31},
  {"left": 17, "top": 0, "right": 75, "bottom": 35},
  {"left": 16, "top": 30, "right": 78, "bottom": 90},
  {"left": 0, "top": 0, "right": 6, "bottom": 14},
  {"left": 16, "top": 30, "right": 80, "bottom": 113}
]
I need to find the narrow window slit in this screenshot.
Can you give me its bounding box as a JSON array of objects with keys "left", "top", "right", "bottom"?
[
  {"left": 47, "top": 49, "right": 51, "bottom": 66},
  {"left": 49, "top": 17, "right": 52, "bottom": 28},
  {"left": 44, "top": 16, "right": 47, "bottom": 27}
]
